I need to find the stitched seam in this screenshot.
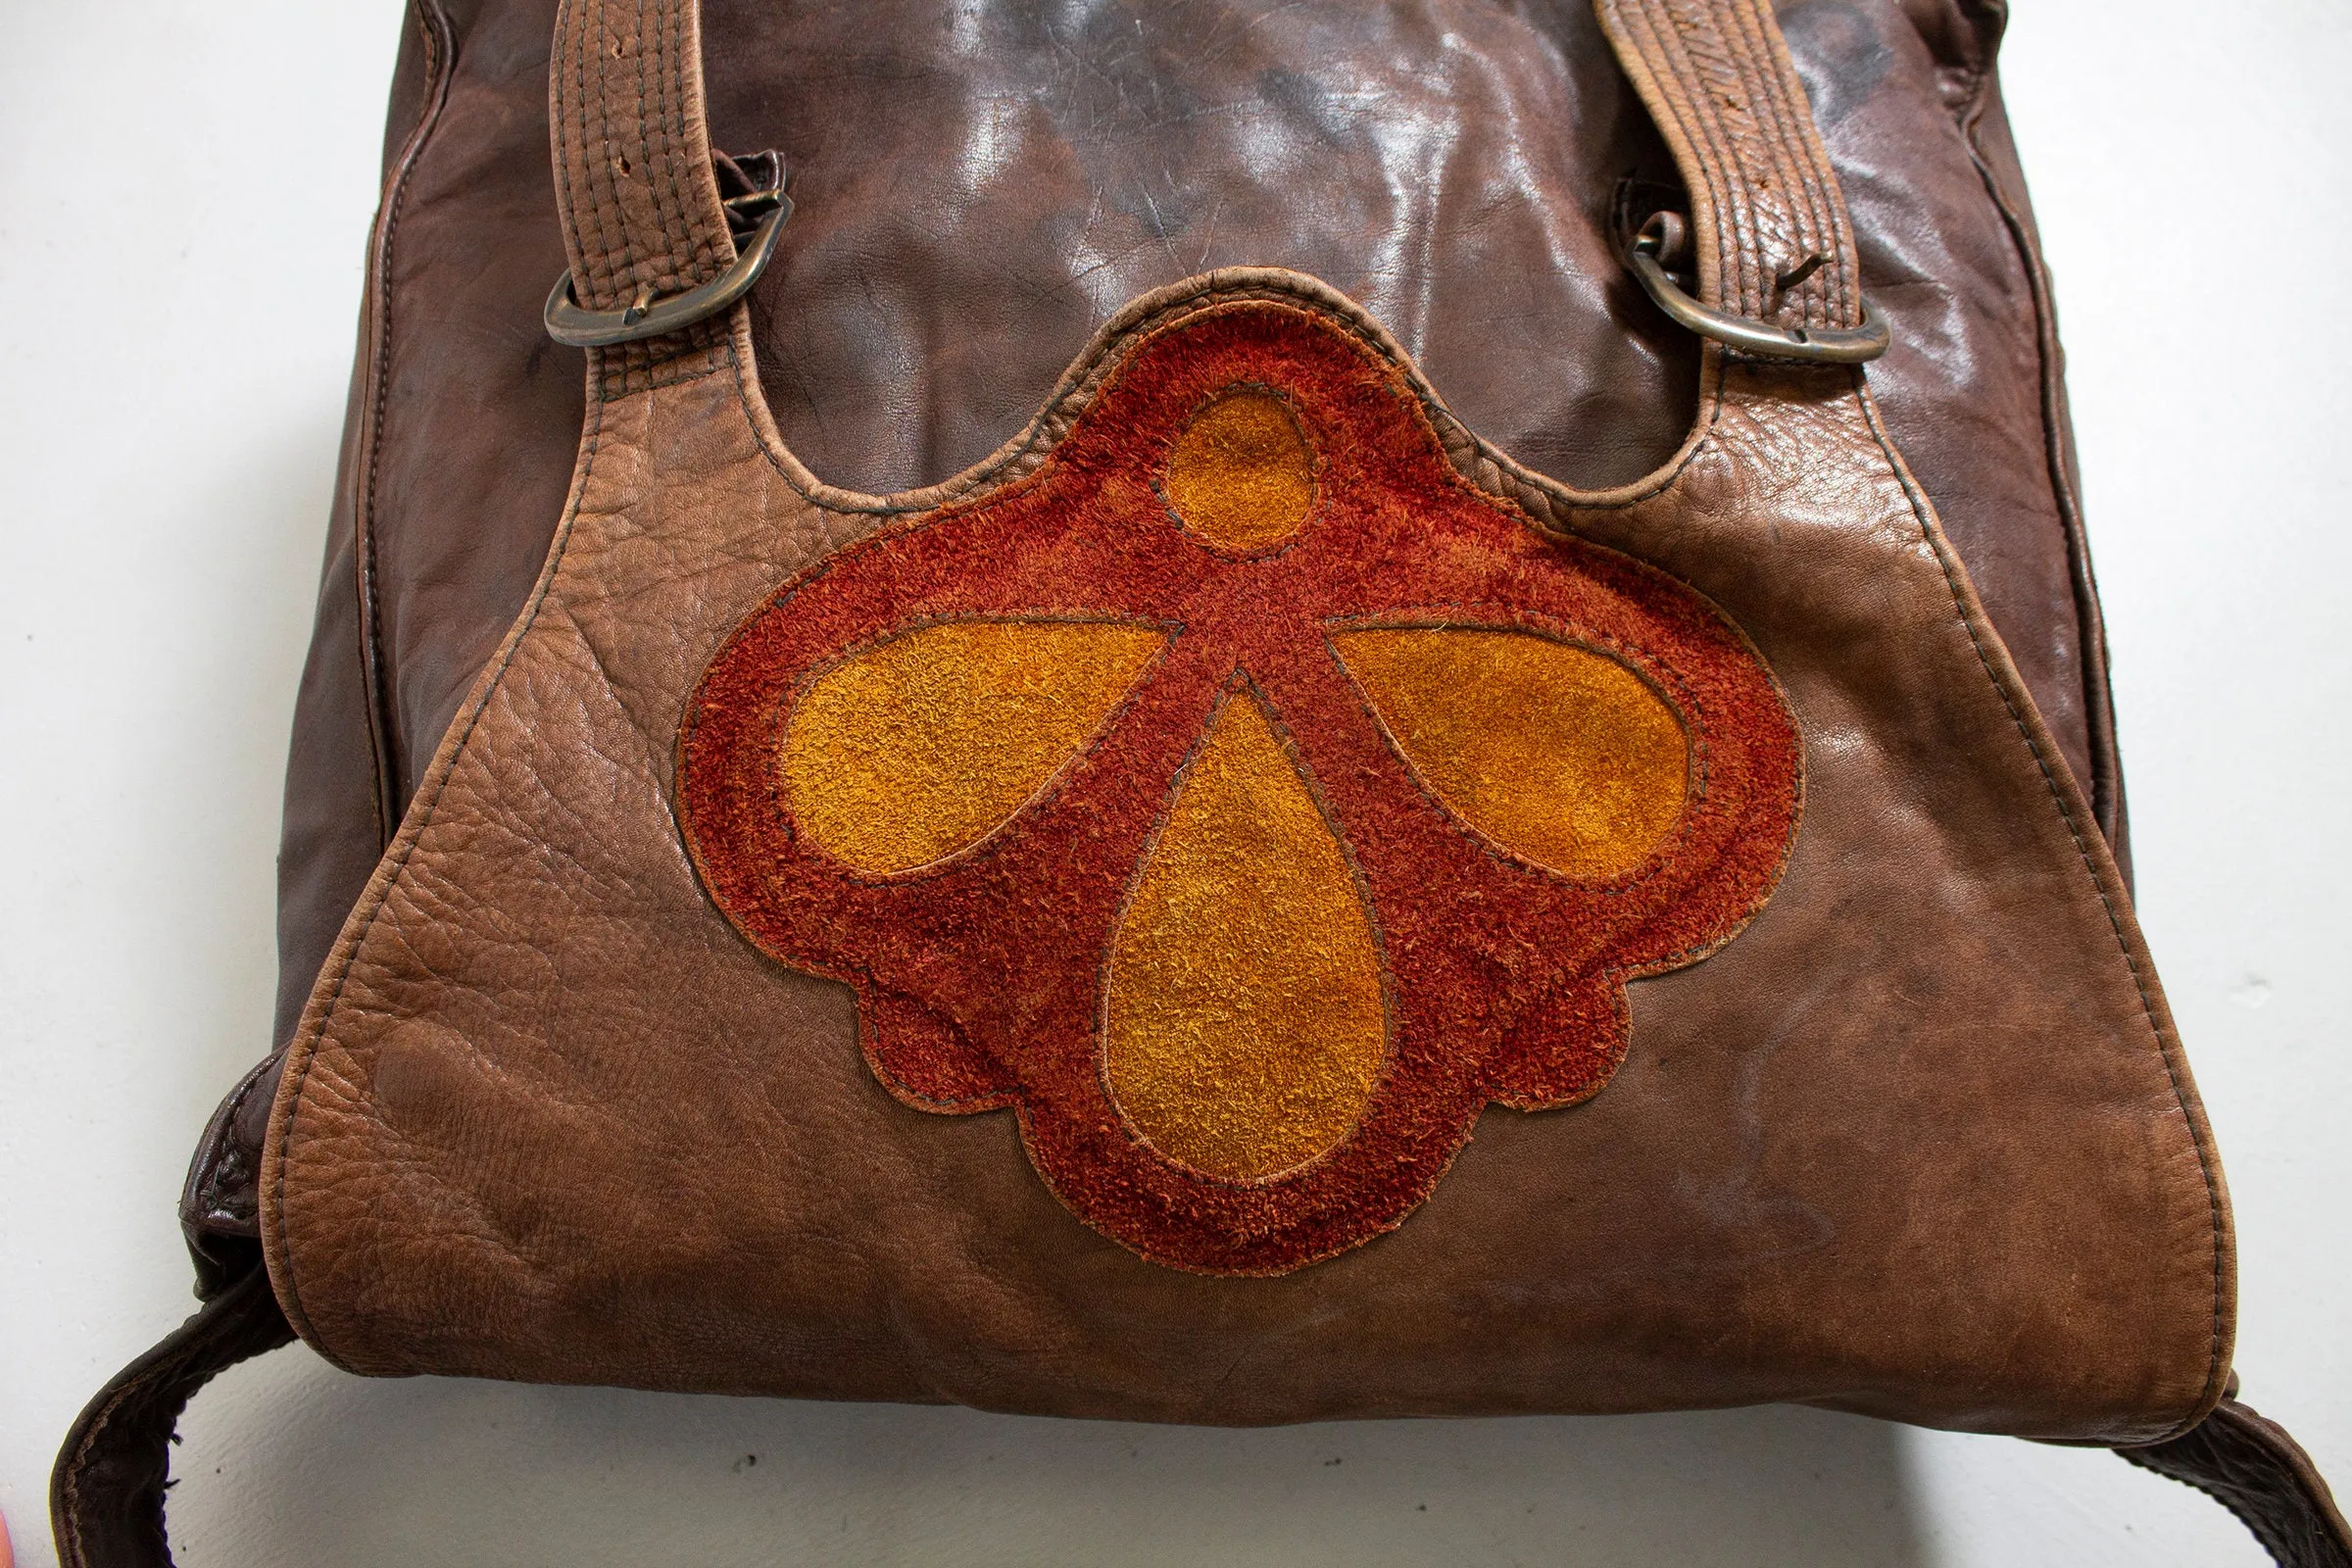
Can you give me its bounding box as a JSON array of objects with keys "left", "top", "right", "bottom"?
[
  {"left": 59, "top": 1366, "right": 150, "bottom": 1563},
  {"left": 1635, "top": 1, "right": 1744, "bottom": 317},
  {"left": 272, "top": 360, "right": 615, "bottom": 1356},
  {"left": 650, "top": 0, "right": 683, "bottom": 290},
  {"left": 581, "top": 0, "right": 624, "bottom": 306},
  {"left": 1322, "top": 604, "right": 1718, "bottom": 893},
  {"left": 746, "top": 612, "right": 1183, "bottom": 889},
  {"left": 1855, "top": 379, "right": 2227, "bottom": 1442},
  {"left": 570, "top": 0, "right": 628, "bottom": 311},
  {"left": 634, "top": 0, "right": 662, "bottom": 296},
  {"left": 662, "top": 0, "right": 716, "bottom": 287},
  {"left": 1667, "top": 0, "right": 1766, "bottom": 318},
  {"left": 1956, "top": 106, "right": 2123, "bottom": 846},
  {"left": 1734, "top": 0, "right": 1838, "bottom": 325},
  {"left": 732, "top": 271, "right": 1725, "bottom": 523},
  {"left": 356, "top": 0, "right": 455, "bottom": 845},
  {"left": 1719, "top": 0, "right": 1804, "bottom": 319}
]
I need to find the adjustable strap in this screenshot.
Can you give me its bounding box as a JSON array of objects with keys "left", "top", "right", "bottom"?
[
  {"left": 549, "top": 0, "right": 733, "bottom": 318},
  {"left": 49, "top": 1262, "right": 293, "bottom": 1568},
  {"left": 1595, "top": 0, "right": 1865, "bottom": 338}
]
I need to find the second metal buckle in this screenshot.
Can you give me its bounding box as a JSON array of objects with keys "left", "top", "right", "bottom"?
[
  {"left": 544, "top": 166, "right": 792, "bottom": 349},
  {"left": 1627, "top": 212, "right": 1889, "bottom": 366}
]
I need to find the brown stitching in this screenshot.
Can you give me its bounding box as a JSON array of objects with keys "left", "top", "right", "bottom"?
[
  {"left": 726, "top": 268, "right": 1725, "bottom": 541},
  {"left": 1956, "top": 81, "right": 2125, "bottom": 848},
  {"left": 625, "top": 0, "right": 661, "bottom": 301},
  {"left": 1728, "top": 0, "right": 1837, "bottom": 325},
  {"left": 1148, "top": 379, "right": 1324, "bottom": 564},
  {"left": 566, "top": 0, "right": 630, "bottom": 311},
  {"left": 663, "top": 0, "right": 722, "bottom": 287},
  {"left": 654, "top": 0, "right": 683, "bottom": 278},
  {"left": 1741, "top": 0, "right": 1822, "bottom": 319},
  {"left": 1664, "top": 0, "right": 1757, "bottom": 312},
  {"left": 355, "top": 0, "right": 457, "bottom": 846},
  {"left": 1853, "top": 379, "right": 2229, "bottom": 1443},
  {"left": 1666, "top": 0, "right": 1765, "bottom": 317},
  {"left": 633, "top": 0, "right": 664, "bottom": 296},
  {"left": 1757, "top": 0, "right": 1859, "bottom": 324},
  {"left": 273, "top": 352, "right": 616, "bottom": 1357},
  {"left": 1620, "top": 1, "right": 1742, "bottom": 316}
]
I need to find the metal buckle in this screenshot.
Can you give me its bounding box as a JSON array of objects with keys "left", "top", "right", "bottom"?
[
  {"left": 1627, "top": 212, "right": 1889, "bottom": 366},
  {"left": 543, "top": 187, "right": 793, "bottom": 349}
]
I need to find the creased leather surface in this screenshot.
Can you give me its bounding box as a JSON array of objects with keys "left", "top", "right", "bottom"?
[
  {"left": 2126, "top": 1395, "right": 2352, "bottom": 1568},
  {"left": 263, "top": 268, "right": 2225, "bottom": 1440},
  {"left": 256, "top": 0, "right": 2120, "bottom": 1072},
  {"left": 49, "top": 1265, "right": 295, "bottom": 1568}
]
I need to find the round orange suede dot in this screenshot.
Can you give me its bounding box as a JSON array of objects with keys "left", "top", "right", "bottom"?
[{"left": 1162, "top": 386, "right": 1315, "bottom": 552}]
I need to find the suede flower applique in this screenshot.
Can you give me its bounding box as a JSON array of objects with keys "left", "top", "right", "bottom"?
[{"left": 680, "top": 300, "right": 1801, "bottom": 1274}]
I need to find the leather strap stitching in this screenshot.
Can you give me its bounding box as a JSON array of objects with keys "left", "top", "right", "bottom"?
[
  {"left": 1598, "top": 0, "right": 1862, "bottom": 330},
  {"left": 553, "top": 0, "right": 730, "bottom": 317}
]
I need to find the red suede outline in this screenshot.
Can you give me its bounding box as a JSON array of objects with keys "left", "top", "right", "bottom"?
[{"left": 679, "top": 301, "right": 1801, "bottom": 1275}]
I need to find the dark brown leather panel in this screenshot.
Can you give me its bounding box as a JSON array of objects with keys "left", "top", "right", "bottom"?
[
  {"left": 272, "top": 355, "right": 393, "bottom": 1052},
  {"left": 710, "top": 0, "right": 1696, "bottom": 496},
  {"left": 1962, "top": 59, "right": 2130, "bottom": 877},
  {"left": 1777, "top": 0, "right": 2107, "bottom": 854},
  {"left": 270, "top": 0, "right": 461, "bottom": 1051}
]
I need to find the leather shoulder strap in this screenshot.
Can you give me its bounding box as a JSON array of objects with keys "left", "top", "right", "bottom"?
[
  {"left": 1595, "top": 0, "right": 1862, "bottom": 332},
  {"left": 2126, "top": 1384, "right": 2352, "bottom": 1567},
  {"left": 50, "top": 1264, "right": 293, "bottom": 1568},
  {"left": 49, "top": 0, "right": 2348, "bottom": 1563},
  {"left": 549, "top": 0, "right": 731, "bottom": 316}
]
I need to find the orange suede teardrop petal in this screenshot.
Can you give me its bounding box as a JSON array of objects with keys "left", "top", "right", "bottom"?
[
  {"left": 1103, "top": 687, "right": 1388, "bottom": 1180},
  {"left": 1332, "top": 626, "right": 1690, "bottom": 879},
  {"left": 781, "top": 619, "right": 1167, "bottom": 875}
]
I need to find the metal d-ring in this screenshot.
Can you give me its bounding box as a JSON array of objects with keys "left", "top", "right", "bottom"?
[
  {"left": 1627, "top": 213, "right": 1889, "bottom": 366},
  {"left": 543, "top": 194, "right": 792, "bottom": 349}
]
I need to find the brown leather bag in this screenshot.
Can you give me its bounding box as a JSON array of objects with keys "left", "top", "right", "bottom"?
[{"left": 53, "top": 0, "right": 2350, "bottom": 1562}]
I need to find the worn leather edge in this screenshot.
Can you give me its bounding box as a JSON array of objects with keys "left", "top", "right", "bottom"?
[
  {"left": 723, "top": 262, "right": 1731, "bottom": 524},
  {"left": 1847, "top": 372, "right": 2234, "bottom": 1440},
  {"left": 2124, "top": 1394, "right": 2352, "bottom": 1568},
  {"left": 261, "top": 339, "right": 616, "bottom": 1360},
  {"left": 355, "top": 0, "right": 458, "bottom": 849},
  {"left": 48, "top": 1264, "right": 294, "bottom": 1568},
  {"left": 172, "top": 0, "right": 463, "bottom": 1285},
  {"left": 1959, "top": 61, "right": 2132, "bottom": 879}
]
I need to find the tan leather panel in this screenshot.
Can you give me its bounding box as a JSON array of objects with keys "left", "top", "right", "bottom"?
[{"left": 264, "top": 271, "right": 2226, "bottom": 1442}]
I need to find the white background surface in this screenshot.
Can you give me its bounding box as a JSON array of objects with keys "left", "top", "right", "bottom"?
[{"left": 2, "top": 2, "right": 2346, "bottom": 1563}]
